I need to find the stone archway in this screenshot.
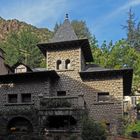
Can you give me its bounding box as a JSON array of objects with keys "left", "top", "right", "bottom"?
[{"left": 7, "top": 117, "right": 33, "bottom": 134}]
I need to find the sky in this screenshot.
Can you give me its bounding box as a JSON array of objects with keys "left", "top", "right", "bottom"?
[{"left": 0, "top": 0, "right": 140, "bottom": 45}]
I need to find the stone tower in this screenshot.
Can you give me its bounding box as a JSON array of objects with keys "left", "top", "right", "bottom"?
[
  {"left": 38, "top": 15, "right": 93, "bottom": 72},
  {"left": 37, "top": 15, "right": 133, "bottom": 136}
]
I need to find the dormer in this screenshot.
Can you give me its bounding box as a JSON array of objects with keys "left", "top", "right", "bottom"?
[
  {"left": 12, "top": 62, "right": 32, "bottom": 73},
  {"left": 37, "top": 15, "right": 93, "bottom": 71}
]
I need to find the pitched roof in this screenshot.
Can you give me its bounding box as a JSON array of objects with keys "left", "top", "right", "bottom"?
[
  {"left": 37, "top": 15, "right": 93, "bottom": 62},
  {"left": 50, "top": 17, "right": 78, "bottom": 42},
  {"left": 37, "top": 39, "right": 93, "bottom": 62}
]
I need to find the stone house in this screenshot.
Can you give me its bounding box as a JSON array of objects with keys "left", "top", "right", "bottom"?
[{"left": 0, "top": 16, "right": 133, "bottom": 140}]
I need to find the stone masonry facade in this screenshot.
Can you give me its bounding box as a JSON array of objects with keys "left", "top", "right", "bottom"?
[
  {"left": 46, "top": 46, "right": 124, "bottom": 134},
  {"left": 0, "top": 16, "right": 133, "bottom": 140}
]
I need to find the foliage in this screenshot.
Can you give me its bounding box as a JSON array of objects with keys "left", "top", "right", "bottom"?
[
  {"left": 123, "top": 9, "right": 136, "bottom": 47},
  {"left": 91, "top": 38, "right": 140, "bottom": 93},
  {"left": 0, "top": 28, "right": 45, "bottom": 68},
  {"left": 117, "top": 116, "right": 130, "bottom": 136},
  {"left": 69, "top": 134, "right": 78, "bottom": 140},
  {"left": 91, "top": 39, "right": 136, "bottom": 68},
  {"left": 124, "top": 121, "right": 140, "bottom": 137},
  {"left": 40, "top": 99, "right": 71, "bottom": 108},
  {"left": 71, "top": 20, "right": 92, "bottom": 40},
  {"left": 81, "top": 117, "right": 107, "bottom": 140}
]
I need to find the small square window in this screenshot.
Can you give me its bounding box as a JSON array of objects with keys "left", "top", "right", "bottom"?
[
  {"left": 57, "top": 91, "right": 66, "bottom": 96},
  {"left": 98, "top": 92, "right": 110, "bottom": 102},
  {"left": 21, "top": 94, "right": 31, "bottom": 103},
  {"left": 8, "top": 94, "right": 17, "bottom": 103}
]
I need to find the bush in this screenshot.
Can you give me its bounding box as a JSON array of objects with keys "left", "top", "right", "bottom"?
[
  {"left": 81, "top": 117, "right": 107, "bottom": 140},
  {"left": 125, "top": 121, "right": 140, "bottom": 137},
  {"left": 69, "top": 134, "right": 78, "bottom": 140},
  {"left": 131, "top": 131, "right": 138, "bottom": 138}
]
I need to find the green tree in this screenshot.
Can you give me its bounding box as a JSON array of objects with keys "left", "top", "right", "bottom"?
[
  {"left": 53, "top": 22, "right": 61, "bottom": 34},
  {"left": 123, "top": 9, "right": 136, "bottom": 47},
  {"left": 71, "top": 20, "right": 92, "bottom": 40},
  {"left": 0, "top": 28, "right": 44, "bottom": 68},
  {"left": 123, "top": 9, "right": 140, "bottom": 50},
  {"left": 125, "top": 121, "right": 140, "bottom": 138}
]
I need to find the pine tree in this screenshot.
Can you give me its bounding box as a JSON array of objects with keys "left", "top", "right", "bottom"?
[
  {"left": 123, "top": 9, "right": 136, "bottom": 47},
  {"left": 0, "top": 28, "right": 44, "bottom": 68}
]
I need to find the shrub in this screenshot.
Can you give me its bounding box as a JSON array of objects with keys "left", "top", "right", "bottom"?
[
  {"left": 81, "top": 117, "right": 107, "bottom": 140},
  {"left": 125, "top": 121, "right": 140, "bottom": 137}
]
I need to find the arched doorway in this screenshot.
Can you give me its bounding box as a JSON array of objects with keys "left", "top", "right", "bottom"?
[{"left": 7, "top": 117, "right": 33, "bottom": 134}]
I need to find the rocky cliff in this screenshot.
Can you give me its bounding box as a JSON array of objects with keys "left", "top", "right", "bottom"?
[{"left": 0, "top": 17, "right": 53, "bottom": 42}]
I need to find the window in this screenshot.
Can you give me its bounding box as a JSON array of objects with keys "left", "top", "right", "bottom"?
[
  {"left": 21, "top": 94, "right": 31, "bottom": 103},
  {"left": 98, "top": 92, "right": 110, "bottom": 102},
  {"left": 15, "top": 65, "right": 27, "bottom": 73},
  {"left": 56, "top": 60, "right": 62, "bottom": 70},
  {"left": 65, "top": 59, "right": 70, "bottom": 69},
  {"left": 8, "top": 94, "right": 17, "bottom": 103},
  {"left": 57, "top": 91, "right": 66, "bottom": 96}
]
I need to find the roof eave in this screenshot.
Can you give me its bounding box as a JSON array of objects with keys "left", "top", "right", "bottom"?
[
  {"left": 37, "top": 39, "right": 93, "bottom": 62},
  {"left": 0, "top": 70, "right": 60, "bottom": 83}
]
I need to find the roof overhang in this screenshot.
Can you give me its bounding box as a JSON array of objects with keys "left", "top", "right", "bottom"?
[
  {"left": 0, "top": 70, "right": 59, "bottom": 83},
  {"left": 37, "top": 39, "right": 93, "bottom": 62},
  {"left": 79, "top": 68, "right": 133, "bottom": 96}
]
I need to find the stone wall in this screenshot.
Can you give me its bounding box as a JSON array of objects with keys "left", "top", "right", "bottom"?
[
  {"left": 47, "top": 47, "right": 81, "bottom": 71},
  {"left": 46, "top": 46, "right": 124, "bottom": 134},
  {"left": 0, "top": 80, "right": 51, "bottom": 135},
  {"left": 80, "top": 48, "right": 86, "bottom": 71},
  {"left": 0, "top": 45, "right": 126, "bottom": 136}
]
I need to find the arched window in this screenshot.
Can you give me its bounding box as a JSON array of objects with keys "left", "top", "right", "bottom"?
[
  {"left": 56, "top": 60, "right": 62, "bottom": 70},
  {"left": 65, "top": 59, "right": 71, "bottom": 69}
]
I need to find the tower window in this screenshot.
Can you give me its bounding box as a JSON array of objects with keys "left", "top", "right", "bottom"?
[
  {"left": 65, "top": 59, "right": 70, "bottom": 69},
  {"left": 56, "top": 60, "right": 62, "bottom": 70}
]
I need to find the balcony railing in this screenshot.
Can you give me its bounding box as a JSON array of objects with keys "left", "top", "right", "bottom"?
[{"left": 40, "top": 95, "right": 85, "bottom": 109}]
